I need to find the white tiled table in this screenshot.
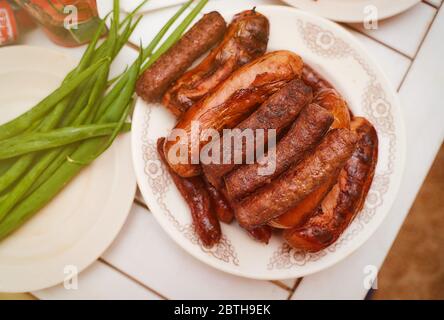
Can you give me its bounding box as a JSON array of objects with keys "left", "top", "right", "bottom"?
[{"left": 20, "top": 0, "right": 444, "bottom": 299}]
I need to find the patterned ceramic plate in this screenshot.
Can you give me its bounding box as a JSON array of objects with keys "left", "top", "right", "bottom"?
[
  {"left": 132, "top": 5, "right": 405, "bottom": 280},
  {"left": 281, "top": 0, "right": 420, "bottom": 22}
]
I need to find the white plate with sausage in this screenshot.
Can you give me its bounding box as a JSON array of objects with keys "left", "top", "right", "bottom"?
[
  {"left": 132, "top": 4, "right": 405, "bottom": 280},
  {"left": 280, "top": 0, "right": 420, "bottom": 22}
]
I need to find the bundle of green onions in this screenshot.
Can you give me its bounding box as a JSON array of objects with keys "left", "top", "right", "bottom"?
[{"left": 0, "top": 0, "right": 209, "bottom": 240}]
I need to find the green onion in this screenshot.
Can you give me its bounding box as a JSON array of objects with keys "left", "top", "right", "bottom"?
[
  {"left": 0, "top": 59, "right": 108, "bottom": 192},
  {"left": 0, "top": 156, "right": 34, "bottom": 194},
  {"left": 113, "top": 0, "right": 120, "bottom": 28},
  {"left": 139, "top": 0, "right": 194, "bottom": 70},
  {"left": 0, "top": 16, "right": 114, "bottom": 194},
  {"left": 0, "top": 58, "right": 109, "bottom": 140},
  {"left": 0, "top": 14, "right": 119, "bottom": 201},
  {"left": 93, "top": 0, "right": 195, "bottom": 122},
  {"left": 121, "top": 0, "right": 149, "bottom": 26},
  {"left": 0, "top": 158, "right": 15, "bottom": 177},
  {"left": 0, "top": 0, "right": 209, "bottom": 240},
  {"left": 106, "top": 65, "right": 128, "bottom": 88},
  {"left": 0, "top": 123, "right": 130, "bottom": 160},
  {"left": 0, "top": 50, "right": 142, "bottom": 226},
  {"left": 141, "top": 0, "right": 207, "bottom": 73}
]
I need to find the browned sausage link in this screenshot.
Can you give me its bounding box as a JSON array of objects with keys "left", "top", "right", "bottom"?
[
  {"left": 246, "top": 225, "right": 272, "bottom": 244},
  {"left": 268, "top": 170, "right": 339, "bottom": 229},
  {"left": 225, "top": 103, "right": 333, "bottom": 200},
  {"left": 202, "top": 79, "right": 313, "bottom": 188},
  {"left": 283, "top": 117, "right": 378, "bottom": 252},
  {"left": 314, "top": 88, "right": 351, "bottom": 129},
  {"left": 234, "top": 129, "right": 358, "bottom": 229},
  {"left": 268, "top": 89, "right": 350, "bottom": 229},
  {"left": 163, "top": 10, "right": 269, "bottom": 116},
  {"left": 164, "top": 51, "right": 304, "bottom": 177},
  {"left": 136, "top": 12, "right": 227, "bottom": 102},
  {"left": 302, "top": 64, "right": 333, "bottom": 93},
  {"left": 157, "top": 138, "right": 221, "bottom": 247},
  {"left": 203, "top": 177, "right": 234, "bottom": 224}
]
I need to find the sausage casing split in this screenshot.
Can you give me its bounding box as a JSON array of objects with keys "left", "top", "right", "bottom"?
[
  {"left": 225, "top": 103, "right": 333, "bottom": 200},
  {"left": 164, "top": 50, "right": 304, "bottom": 177},
  {"left": 234, "top": 128, "right": 358, "bottom": 229},
  {"left": 163, "top": 10, "right": 270, "bottom": 116},
  {"left": 302, "top": 64, "right": 350, "bottom": 129},
  {"left": 203, "top": 178, "right": 234, "bottom": 224},
  {"left": 202, "top": 79, "right": 313, "bottom": 188},
  {"left": 136, "top": 12, "right": 227, "bottom": 102},
  {"left": 283, "top": 117, "right": 378, "bottom": 252},
  {"left": 157, "top": 138, "right": 221, "bottom": 247},
  {"left": 314, "top": 88, "right": 351, "bottom": 129}
]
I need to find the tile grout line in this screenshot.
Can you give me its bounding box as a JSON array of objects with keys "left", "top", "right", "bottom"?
[
  {"left": 134, "top": 198, "right": 149, "bottom": 210},
  {"left": 288, "top": 278, "right": 303, "bottom": 300},
  {"left": 343, "top": 24, "right": 414, "bottom": 60},
  {"left": 133, "top": 199, "right": 294, "bottom": 294},
  {"left": 397, "top": 2, "right": 441, "bottom": 91},
  {"left": 422, "top": 0, "right": 441, "bottom": 9},
  {"left": 125, "top": 41, "right": 141, "bottom": 52},
  {"left": 134, "top": 201, "right": 151, "bottom": 214},
  {"left": 269, "top": 280, "right": 293, "bottom": 292},
  {"left": 133, "top": 200, "right": 292, "bottom": 294},
  {"left": 98, "top": 258, "right": 169, "bottom": 300},
  {"left": 28, "top": 292, "right": 39, "bottom": 300}
]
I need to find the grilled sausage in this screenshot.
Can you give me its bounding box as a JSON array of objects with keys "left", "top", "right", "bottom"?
[
  {"left": 302, "top": 64, "right": 350, "bottom": 129},
  {"left": 164, "top": 51, "right": 304, "bottom": 177},
  {"left": 234, "top": 128, "right": 358, "bottom": 229},
  {"left": 202, "top": 79, "right": 313, "bottom": 188},
  {"left": 302, "top": 64, "right": 332, "bottom": 92},
  {"left": 246, "top": 225, "right": 272, "bottom": 244},
  {"left": 163, "top": 10, "right": 269, "bottom": 116},
  {"left": 283, "top": 117, "right": 378, "bottom": 252},
  {"left": 268, "top": 172, "right": 338, "bottom": 229},
  {"left": 136, "top": 12, "right": 227, "bottom": 102},
  {"left": 157, "top": 138, "right": 221, "bottom": 247},
  {"left": 225, "top": 103, "right": 333, "bottom": 200},
  {"left": 314, "top": 88, "right": 351, "bottom": 129},
  {"left": 203, "top": 178, "right": 234, "bottom": 224},
  {"left": 269, "top": 84, "right": 352, "bottom": 229}
]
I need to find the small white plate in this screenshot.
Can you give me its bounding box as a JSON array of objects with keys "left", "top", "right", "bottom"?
[
  {"left": 281, "top": 0, "right": 420, "bottom": 22},
  {"left": 0, "top": 46, "right": 136, "bottom": 292},
  {"left": 132, "top": 5, "right": 405, "bottom": 280},
  {"left": 121, "top": 0, "right": 188, "bottom": 14}
]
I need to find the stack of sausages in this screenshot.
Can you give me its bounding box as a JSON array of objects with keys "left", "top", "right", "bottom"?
[{"left": 136, "top": 10, "right": 378, "bottom": 252}]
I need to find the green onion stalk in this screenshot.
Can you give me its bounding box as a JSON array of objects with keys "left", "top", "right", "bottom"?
[
  {"left": 0, "top": 0, "right": 209, "bottom": 240},
  {"left": 0, "top": 1, "right": 136, "bottom": 196},
  {"left": 0, "top": 122, "right": 131, "bottom": 160}
]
